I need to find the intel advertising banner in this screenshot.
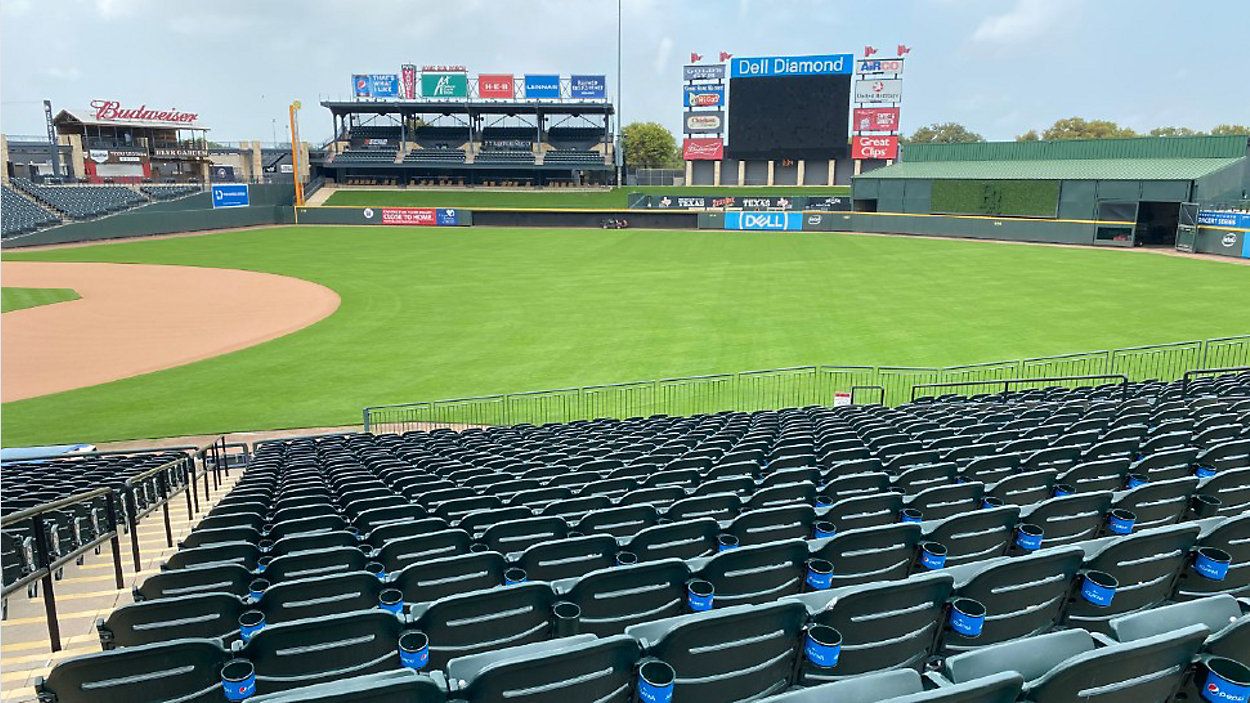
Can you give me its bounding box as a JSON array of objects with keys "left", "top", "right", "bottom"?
[
  {"left": 730, "top": 53, "right": 854, "bottom": 78},
  {"left": 570, "top": 74, "right": 606, "bottom": 99},
  {"left": 724, "top": 211, "right": 804, "bottom": 231},
  {"left": 524, "top": 74, "right": 561, "bottom": 99}
]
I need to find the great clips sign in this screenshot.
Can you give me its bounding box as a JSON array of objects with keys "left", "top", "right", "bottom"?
[
  {"left": 730, "top": 53, "right": 853, "bottom": 78},
  {"left": 90, "top": 99, "right": 199, "bottom": 124},
  {"left": 851, "top": 135, "right": 899, "bottom": 160}
]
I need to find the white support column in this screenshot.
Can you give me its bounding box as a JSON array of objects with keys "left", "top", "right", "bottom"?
[
  {"left": 827, "top": 160, "right": 836, "bottom": 186},
  {"left": 684, "top": 160, "right": 693, "bottom": 186},
  {"left": 713, "top": 160, "right": 722, "bottom": 186},
  {"left": 737, "top": 160, "right": 746, "bottom": 185},
  {"left": 796, "top": 160, "right": 806, "bottom": 186},
  {"left": 766, "top": 160, "right": 775, "bottom": 186},
  {"left": 853, "top": 159, "right": 863, "bottom": 176}
]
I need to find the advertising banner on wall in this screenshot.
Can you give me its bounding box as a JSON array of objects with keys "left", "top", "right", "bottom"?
[
  {"left": 724, "top": 211, "right": 804, "bottom": 231},
  {"left": 570, "top": 75, "right": 607, "bottom": 99},
  {"left": 1197, "top": 210, "right": 1250, "bottom": 228},
  {"left": 684, "top": 111, "right": 725, "bottom": 133},
  {"left": 524, "top": 74, "right": 561, "bottom": 99},
  {"left": 370, "top": 207, "right": 465, "bottom": 226},
  {"left": 856, "top": 58, "right": 905, "bottom": 74},
  {"left": 421, "top": 72, "right": 469, "bottom": 98},
  {"left": 401, "top": 65, "right": 417, "bottom": 99},
  {"left": 683, "top": 84, "right": 726, "bottom": 107},
  {"left": 851, "top": 135, "right": 900, "bottom": 160},
  {"left": 684, "top": 64, "right": 727, "bottom": 80},
  {"left": 852, "top": 107, "right": 901, "bottom": 132},
  {"left": 682, "top": 137, "right": 724, "bottom": 160},
  {"left": 352, "top": 74, "right": 399, "bottom": 98},
  {"left": 805, "top": 196, "right": 852, "bottom": 212},
  {"left": 478, "top": 74, "right": 515, "bottom": 99},
  {"left": 730, "top": 53, "right": 853, "bottom": 78},
  {"left": 854, "top": 78, "right": 903, "bottom": 103},
  {"left": 353, "top": 75, "right": 371, "bottom": 97}
]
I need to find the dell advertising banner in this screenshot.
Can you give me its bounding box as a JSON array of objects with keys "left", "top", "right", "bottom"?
[
  {"left": 683, "top": 84, "right": 726, "bottom": 108},
  {"left": 724, "top": 211, "right": 804, "bottom": 231},
  {"left": 570, "top": 75, "right": 606, "bottom": 99},
  {"left": 421, "top": 72, "right": 469, "bottom": 98},
  {"left": 524, "top": 74, "right": 561, "bottom": 99},
  {"left": 730, "top": 53, "right": 853, "bottom": 78}
]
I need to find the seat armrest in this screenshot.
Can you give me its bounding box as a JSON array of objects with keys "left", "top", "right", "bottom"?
[
  {"left": 1089, "top": 631, "right": 1118, "bottom": 647},
  {"left": 923, "top": 671, "right": 956, "bottom": 689}
]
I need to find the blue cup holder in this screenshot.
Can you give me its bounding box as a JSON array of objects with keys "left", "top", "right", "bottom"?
[
  {"left": 255, "top": 557, "right": 271, "bottom": 574},
  {"left": 247, "top": 578, "right": 269, "bottom": 602},
  {"left": 918, "top": 541, "right": 947, "bottom": 571},
  {"left": 504, "top": 567, "right": 527, "bottom": 586},
  {"left": 716, "top": 534, "right": 739, "bottom": 552},
  {"left": 637, "top": 660, "right": 676, "bottom": 703},
  {"left": 900, "top": 508, "right": 923, "bottom": 523},
  {"left": 1192, "top": 493, "right": 1223, "bottom": 519},
  {"left": 399, "top": 630, "right": 429, "bottom": 671},
  {"left": 687, "top": 579, "right": 714, "bottom": 612},
  {"left": 365, "top": 561, "right": 387, "bottom": 580},
  {"left": 238, "top": 609, "right": 265, "bottom": 643},
  {"left": 1106, "top": 509, "right": 1136, "bottom": 535},
  {"left": 616, "top": 551, "right": 639, "bottom": 567},
  {"left": 804, "top": 625, "right": 842, "bottom": 668},
  {"left": 1125, "top": 473, "right": 1148, "bottom": 490},
  {"left": 1202, "top": 657, "right": 1250, "bottom": 703},
  {"left": 1014, "top": 523, "right": 1044, "bottom": 552},
  {"left": 1193, "top": 547, "right": 1232, "bottom": 582},
  {"left": 805, "top": 558, "right": 834, "bottom": 591},
  {"left": 1079, "top": 570, "right": 1118, "bottom": 607},
  {"left": 981, "top": 496, "right": 1004, "bottom": 510},
  {"left": 1053, "top": 483, "right": 1074, "bottom": 498},
  {"left": 1195, "top": 466, "right": 1218, "bottom": 479},
  {"left": 379, "top": 588, "right": 404, "bottom": 615},
  {"left": 948, "top": 598, "right": 986, "bottom": 638},
  {"left": 221, "top": 658, "right": 256, "bottom": 702},
  {"left": 815, "top": 494, "right": 834, "bottom": 508},
  {"left": 813, "top": 520, "right": 836, "bottom": 540}
]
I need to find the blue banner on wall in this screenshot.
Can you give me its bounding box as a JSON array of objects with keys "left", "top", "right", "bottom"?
[
  {"left": 211, "top": 183, "right": 249, "bottom": 209},
  {"left": 730, "top": 53, "right": 854, "bottom": 78},
  {"left": 570, "top": 75, "right": 606, "bottom": 99},
  {"left": 683, "top": 84, "right": 726, "bottom": 107},
  {"left": 524, "top": 74, "right": 561, "bottom": 99},
  {"left": 352, "top": 74, "right": 399, "bottom": 98},
  {"left": 435, "top": 208, "right": 461, "bottom": 226},
  {"left": 724, "top": 211, "right": 803, "bottom": 231},
  {"left": 1198, "top": 210, "right": 1250, "bottom": 229}
]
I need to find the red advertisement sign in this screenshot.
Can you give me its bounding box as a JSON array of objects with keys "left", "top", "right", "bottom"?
[
  {"left": 478, "top": 74, "right": 515, "bottom": 99},
  {"left": 90, "top": 99, "right": 198, "bottom": 124},
  {"left": 852, "top": 107, "right": 901, "bottom": 133},
  {"left": 401, "top": 65, "right": 417, "bottom": 99},
  {"left": 682, "top": 137, "right": 724, "bottom": 161},
  {"left": 380, "top": 207, "right": 438, "bottom": 225},
  {"left": 852, "top": 135, "right": 899, "bottom": 160}
]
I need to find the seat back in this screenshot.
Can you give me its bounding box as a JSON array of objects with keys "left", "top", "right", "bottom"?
[
  {"left": 824, "top": 492, "right": 905, "bottom": 533},
  {"left": 1175, "top": 514, "right": 1250, "bottom": 600},
  {"left": 986, "top": 469, "right": 1056, "bottom": 507},
  {"left": 565, "top": 559, "right": 691, "bottom": 636},
  {"left": 375, "top": 529, "right": 472, "bottom": 572},
  {"left": 265, "top": 546, "right": 369, "bottom": 583},
  {"left": 453, "top": 634, "right": 641, "bottom": 703},
  {"left": 415, "top": 583, "right": 558, "bottom": 669},
  {"left": 946, "top": 548, "right": 1084, "bottom": 651},
  {"left": 924, "top": 507, "right": 1019, "bottom": 567},
  {"left": 135, "top": 563, "right": 252, "bottom": 601},
  {"left": 811, "top": 523, "right": 923, "bottom": 588},
  {"left": 515, "top": 535, "right": 617, "bottom": 582},
  {"left": 1026, "top": 625, "right": 1208, "bottom": 703},
  {"left": 726, "top": 504, "right": 816, "bottom": 547},
  {"left": 244, "top": 669, "right": 444, "bottom": 703},
  {"left": 394, "top": 552, "right": 507, "bottom": 604},
  {"left": 577, "top": 505, "right": 658, "bottom": 539},
  {"left": 481, "top": 516, "right": 568, "bottom": 554},
  {"left": 695, "top": 539, "right": 809, "bottom": 607},
  {"left": 243, "top": 610, "right": 405, "bottom": 695},
  {"left": 163, "top": 541, "right": 260, "bottom": 571},
  {"left": 1112, "top": 476, "right": 1198, "bottom": 531},
  {"left": 260, "top": 572, "right": 383, "bottom": 625},
  {"left": 626, "top": 518, "right": 719, "bottom": 562},
  {"left": 1021, "top": 492, "right": 1113, "bottom": 547},
  {"left": 907, "top": 483, "right": 983, "bottom": 521},
  {"left": 1202, "top": 467, "right": 1250, "bottom": 516},
  {"left": 37, "top": 638, "right": 229, "bottom": 703},
  {"left": 100, "top": 593, "right": 245, "bottom": 648}
]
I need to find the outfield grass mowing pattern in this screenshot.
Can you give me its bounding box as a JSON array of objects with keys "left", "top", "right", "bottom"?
[
  {"left": 324, "top": 185, "right": 851, "bottom": 210},
  {"left": 3, "top": 226, "right": 1249, "bottom": 444},
  {"left": 1, "top": 287, "right": 80, "bottom": 313}
]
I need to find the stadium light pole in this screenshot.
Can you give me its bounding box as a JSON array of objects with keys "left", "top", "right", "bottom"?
[{"left": 615, "top": 0, "right": 623, "bottom": 186}]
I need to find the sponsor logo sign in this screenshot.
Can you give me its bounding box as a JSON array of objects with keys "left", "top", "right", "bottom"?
[
  {"left": 853, "top": 107, "right": 901, "bottom": 132},
  {"left": 857, "top": 58, "right": 904, "bottom": 74},
  {"left": 684, "top": 64, "right": 727, "bottom": 81},
  {"left": 1223, "top": 232, "right": 1238, "bottom": 248},
  {"left": 279, "top": 164, "right": 294, "bottom": 174},
  {"left": 365, "top": 138, "right": 392, "bottom": 146},
  {"left": 401, "top": 65, "right": 417, "bottom": 99},
  {"left": 421, "top": 72, "right": 469, "bottom": 98},
  {"left": 210, "top": 183, "right": 249, "bottom": 208},
  {"left": 435, "top": 208, "right": 461, "bottom": 226},
  {"left": 724, "top": 211, "right": 804, "bottom": 231},
  {"left": 88, "top": 149, "right": 109, "bottom": 163},
  {"left": 730, "top": 53, "right": 853, "bottom": 78},
  {"left": 806, "top": 196, "right": 852, "bottom": 212},
  {"left": 1198, "top": 210, "right": 1250, "bottom": 228},
  {"left": 683, "top": 84, "right": 725, "bottom": 107},
  {"left": 381, "top": 207, "right": 438, "bottom": 225},
  {"left": 854, "top": 78, "right": 903, "bottom": 103},
  {"left": 422, "top": 65, "right": 466, "bottom": 72},
  {"left": 682, "top": 137, "right": 724, "bottom": 161},
  {"left": 851, "top": 134, "right": 899, "bottom": 160},
  {"left": 570, "top": 74, "right": 607, "bottom": 99},
  {"left": 89, "top": 99, "right": 199, "bottom": 124},
  {"left": 212, "top": 165, "right": 235, "bottom": 181},
  {"left": 684, "top": 111, "right": 725, "bottom": 133},
  {"left": 478, "top": 74, "right": 515, "bottom": 99},
  {"left": 524, "top": 74, "right": 561, "bottom": 99}
]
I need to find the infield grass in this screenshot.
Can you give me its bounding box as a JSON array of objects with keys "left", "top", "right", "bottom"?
[
  {"left": 324, "top": 185, "right": 851, "bottom": 210},
  {"left": 3, "top": 226, "right": 1249, "bottom": 444},
  {"left": 1, "top": 287, "right": 80, "bottom": 313}
]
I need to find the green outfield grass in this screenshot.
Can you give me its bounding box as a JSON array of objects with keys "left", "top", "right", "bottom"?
[
  {"left": 2, "top": 287, "right": 80, "bottom": 313},
  {"left": 3, "top": 226, "right": 1249, "bottom": 444},
  {"left": 323, "top": 185, "right": 850, "bottom": 210}
]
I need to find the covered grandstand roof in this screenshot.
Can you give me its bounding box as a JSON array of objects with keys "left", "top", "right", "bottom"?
[
  {"left": 856, "top": 157, "right": 1244, "bottom": 181},
  {"left": 900, "top": 135, "right": 1249, "bottom": 162}
]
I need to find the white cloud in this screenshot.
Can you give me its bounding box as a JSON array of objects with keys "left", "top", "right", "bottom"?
[
  {"left": 654, "top": 36, "right": 673, "bottom": 75},
  {"left": 44, "top": 66, "right": 81, "bottom": 81},
  {"left": 971, "top": 0, "right": 1069, "bottom": 45}
]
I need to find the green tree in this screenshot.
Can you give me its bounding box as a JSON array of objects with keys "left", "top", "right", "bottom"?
[
  {"left": 1149, "top": 126, "right": 1203, "bottom": 137},
  {"left": 1016, "top": 130, "right": 1040, "bottom": 141},
  {"left": 1210, "top": 124, "right": 1250, "bottom": 136},
  {"left": 1041, "top": 117, "right": 1137, "bottom": 140},
  {"left": 621, "top": 121, "right": 680, "bottom": 168},
  {"left": 904, "top": 122, "right": 984, "bottom": 144}
]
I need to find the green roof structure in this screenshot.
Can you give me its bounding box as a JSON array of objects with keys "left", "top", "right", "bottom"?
[{"left": 856, "top": 157, "right": 1243, "bottom": 181}]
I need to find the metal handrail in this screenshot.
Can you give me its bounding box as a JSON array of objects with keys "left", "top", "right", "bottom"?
[
  {"left": 1181, "top": 366, "right": 1250, "bottom": 397},
  {"left": 0, "top": 486, "right": 114, "bottom": 528},
  {"left": 910, "top": 374, "right": 1131, "bottom": 403}
]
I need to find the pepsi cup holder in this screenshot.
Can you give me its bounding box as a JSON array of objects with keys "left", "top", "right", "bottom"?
[
  {"left": 239, "top": 609, "right": 265, "bottom": 643},
  {"left": 981, "top": 496, "right": 1004, "bottom": 510},
  {"left": 398, "top": 630, "right": 429, "bottom": 671},
  {"left": 1013, "top": 523, "right": 1044, "bottom": 554},
  {"left": 379, "top": 588, "right": 405, "bottom": 615},
  {"left": 553, "top": 601, "right": 581, "bottom": 637},
  {"left": 915, "top": 541, "right": 948, "bottom": 572},
  {"left": 504, "top": 567, "right": 528, "bottom": 586},
  {"left": 1191, "top": 546, "right": 1232, "bottom": 582},
  {"left": 686, "top": 579, "right": 714, "bottom": 612},
  {"left": 617, "top": 550, "right": 639, "bottom": 567},
  {"left": 221, "top": 658, "right": 256, "bottom": 702},
  {"left": 636, "top": 659, "right": 676, "bottom": 703},
  {"left": 1076, "top": 570, "right": 1118, "bottom": 608},
  {"left": 1201, "top": 657, "right": 1250, "bottom": 703},
  {"left": 813, "top": 520, "right": 837, "bottom": 540},
  {"left": 1053, "top": 483, "right": 1075, "bottom": 498},
  {"left": 804, "top": 558, "right": 834, "bottom": 592},
  {"left": 946, "top": 598, "right": 986, "bottom": 639},
  {"left": 1191, "top": 493, "right": 1223, "bottom": 519},
  {"left": 815, "top": 494, "right": 834, "bottom": 508},
  {"left": 900, "top": 508, "right": 924, "bottom": 524},
  {"left": 803, "top": 624, "right": 842, "bottom": 669},
  {"left": 255, "top": 556, "right": 272, "bottom": 574},
  {"left": 716, "top": 534, "right": 739, "bottom": 552},
  {"left": 1125, "top": 473, "right": 1149, "bottom": 490},
  {"left": 1105, "top": 508, "right": 1136, "bottom": 536},
  {"left": 366, "top": 561, "right": 387, "bottom": 580},
  {"left": 247, "top": 578, "right": 269, "bottom": 602},
  {"left": 1195, "top": 465, "right": 1219, "bottom": 479}
]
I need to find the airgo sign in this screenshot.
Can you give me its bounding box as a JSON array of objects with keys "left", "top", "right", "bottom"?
[{"left": 729, "top": 53, "right": 853, "bottom": 78}]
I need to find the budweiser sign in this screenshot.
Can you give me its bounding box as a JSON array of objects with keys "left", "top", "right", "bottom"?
[
  {"left": 682, "top": 137, "right": 724, "bottom": 161},
  {"left": 90, "top": 99, "right": 199, "bottom": 124},
  {"left": 851, "top": 135, "right": 899, "bottom": 160}
]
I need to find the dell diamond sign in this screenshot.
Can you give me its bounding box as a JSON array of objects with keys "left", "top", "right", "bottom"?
[{"left": 730, "top": 53, "right": 853, "bottom": 78}]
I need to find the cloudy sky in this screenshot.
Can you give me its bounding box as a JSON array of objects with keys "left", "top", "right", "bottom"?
[{"left": 2, "top": 0, "right": 1247, "bottom": 144}]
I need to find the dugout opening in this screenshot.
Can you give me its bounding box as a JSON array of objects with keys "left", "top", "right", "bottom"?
[{"left": 1134, "top": 201, "right": 1181, "bottom": 247}]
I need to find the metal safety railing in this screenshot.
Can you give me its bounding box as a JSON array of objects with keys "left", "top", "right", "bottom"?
[
  {"left": 1181, "top": 366, "right": 1250, "bottom": 398},
  {"left": 362, "top": 335, "right": 1250, "bottom": 435},
  {"left": 909, "top": 374, "right": 1131, "bottom": 403}
]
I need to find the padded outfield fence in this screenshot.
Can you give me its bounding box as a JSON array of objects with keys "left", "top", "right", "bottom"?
[{"left": 362, "top": 335, "right": 1250, "bottom": 434}]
